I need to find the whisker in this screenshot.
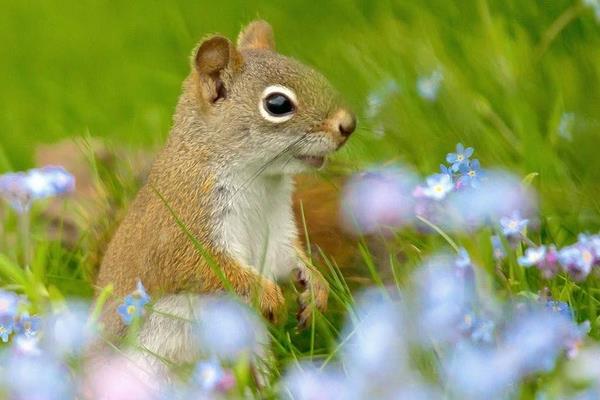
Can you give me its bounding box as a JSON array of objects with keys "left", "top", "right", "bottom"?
[{"left": 225, "top": 134, "right": 309, "bottom": 208}]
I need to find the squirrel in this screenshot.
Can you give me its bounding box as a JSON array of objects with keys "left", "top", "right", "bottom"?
[{"left": 95, "top": 20, "right": 356, "bottom": 364}]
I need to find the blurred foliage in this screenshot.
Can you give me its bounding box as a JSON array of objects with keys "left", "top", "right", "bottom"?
[{"left": 1, "top": 0, "right": 599, "bottom": 238}]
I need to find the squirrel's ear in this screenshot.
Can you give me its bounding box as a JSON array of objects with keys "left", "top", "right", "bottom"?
[
  {"left": 193, "top": 36, "right": 242, "bottom": 104},
  {"left": 237, "top": 20, "right": 275, "bottom": 51}
]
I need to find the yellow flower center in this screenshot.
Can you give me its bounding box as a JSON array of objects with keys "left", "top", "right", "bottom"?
[
  {"left": 434, "top": 185, "right": 444, "bottom": 193},
  {"left": 457, "top": 155, "right": 464, "bottom": 161},
  {"left": 508, "top": 221, "right": 518, "bottom": 230},
  {"left": 468, "top": 170, "right": 476, "bottom": 177},
  {"left": 127, "top": 305, "right": 137, "bottom": 315}
]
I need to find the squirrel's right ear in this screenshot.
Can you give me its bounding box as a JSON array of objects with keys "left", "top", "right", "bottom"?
[{"left": 193, "top": 36, "right": 242, "bottom": 104}]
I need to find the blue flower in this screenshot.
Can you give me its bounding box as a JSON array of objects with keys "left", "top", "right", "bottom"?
[
  {"left": 132, "top": 280, "right": 151, "bottom": 306},
  {"left": 446, "top": 143, "right": 474, "bottom": 172},
  {"left": 490, "top": 235, "right": 505, "bottom": 260},
  {"left": 14, "top": 313, "right": 41, "bottom": 338},
  {"left": 117, "top": 295, "right": 146, "bottom": 325},
  {"left": 457, "top": 159, "right": 484, "bottom": 188},
  {"left": 518, "top": 245, "right": 559, "bottom": 279},
  {"left": 0, "top": 167, "right": 75, "bottom": 213},
  {"left": 0, "top": 316, "right": 14, "bottom": 342},
  {"left": 545, "top": 300, "right": 573, "bottom": 320},
  {"left": 416, "top": 68, "right": 444, "bottom": 101},
  {"left": 499, "top": 211, "right": 529, "bottom": 238},
  {"left": 422, "top": 173, "right": 454, "bottom": 201},
  {"left": 0, "top": 290, "right": 19, "bottom": 319}
]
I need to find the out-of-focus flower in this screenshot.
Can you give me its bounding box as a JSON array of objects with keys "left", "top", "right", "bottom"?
[
  {"left": 193, "top": 359, "right": 235, "bottom": 393},
  {"left": 584, "top": 0, "right": 600, "bottom": 22},
  {"left": 499, "top": 210, "right": 529, "bottom": 239},
  {"left": 6, "top": 352, "right": 74, "bottom": 400},
  {"left": 83, "top": 353, "right": 161, "bottom": 400},
  {"left": 44, "top": 301, "right": 97, "bottom": 357},
  {"left": 558, "top": 112, "right": 575, "bottom": 140},
  {"left": 416, "top": 68, "right": 443, "bottom": 101},
  {"left": 422, "top": 173, "right": 453, "bottom": 201},
  {"left": 457, "top": 159, "right": 484, "bottom": 188},
  {"left": 545, "top": 300, "right": 573, "bottom": 320},
  {"left": 502, "top": 307, "right": 586, "bottom": 375},
  {"left": 0, "top": 166, "right": 75, "bottom": 213},
  {"left": 558, "top": 245, "right": 594, "bottom": 281},
  {"left": 365, "top": 80, "right": 400, "bottom": 138},
  {"left": 446, "top": 143, "right": 474, "bottom": 172},
  {"left": 342, "top": 289, "right": 408, "bottom": 382},
  {"left": 490, "top": 235, "right": 506, "bottom": 260},
  {"left": 341, "top": 167, "right": 417, "bottom": 235},
  {"left": 0, "top": 316, "right": 14, "bottom": 342},
  {"left": 12, "top": 335, "right": 42, "bottom": 356},
  {"left": 282, "top": 364, "right": 348, "bottom": 400},
  {"left": 14, "top": 312, "right": 42, "bottom": 338},
  {"left": 117, "top": 280, "right": 151, "bottom": 326},
  {"left": 444, "top": 343, "right": 517, "bottom": 400},
  {"left": 447, "top": 171, "right": 537, "bottom": 232},
  {"left": 518, "top": 245, "right": 560, "bottom": 279},
  {"left": 413, "top": 255, "right": 476, "bottom": 345},
  {"left": 0, "top": 289, "right": 19, "bottom": 319},
  {"left": 194, "top": 296, "right": 268, "bottom": 361}
]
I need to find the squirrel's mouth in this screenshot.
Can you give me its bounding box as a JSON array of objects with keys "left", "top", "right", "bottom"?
[{"left": 294, "top": 155, "right": 326, "bottom": 168}]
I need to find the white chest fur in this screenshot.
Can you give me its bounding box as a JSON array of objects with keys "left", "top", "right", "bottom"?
[{"left": 217, "top": 173, "right": 299, "bottom": 280}]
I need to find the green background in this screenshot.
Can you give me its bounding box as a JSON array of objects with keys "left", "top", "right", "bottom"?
[{"left": 1, "top": 0, "right": 600, "bottom": 234}]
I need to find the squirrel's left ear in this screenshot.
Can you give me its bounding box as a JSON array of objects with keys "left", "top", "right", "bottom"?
[
  {"left": 237, "top": 20, "right": 275, "bottom": 51},
  {"left": 193, "top": 36, "right": 242, "bottom": 105}
]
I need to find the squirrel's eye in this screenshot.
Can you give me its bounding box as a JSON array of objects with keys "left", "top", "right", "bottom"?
[
  {"left": 259, "top": 85, "right": 297, "bottom": 123},
  {"left": 264, "top": 93, "right": 294, "bottom": 116}
]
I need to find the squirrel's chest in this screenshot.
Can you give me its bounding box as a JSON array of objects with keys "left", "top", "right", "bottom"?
[{"left": 217, "top": 176, "right": 299, "bottom": 279}]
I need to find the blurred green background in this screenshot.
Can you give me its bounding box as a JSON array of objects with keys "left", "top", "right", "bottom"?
[{"left": 1, "top": 0, "right": 599, "bottom": 234}]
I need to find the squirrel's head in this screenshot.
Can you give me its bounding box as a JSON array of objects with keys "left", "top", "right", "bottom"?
[{"left": 179, "top": 20, "right": 355, "bottom": 174}]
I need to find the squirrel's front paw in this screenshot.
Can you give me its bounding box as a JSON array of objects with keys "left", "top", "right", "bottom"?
[
  {"left": 294, "top": 267, "right": 329, "bottom": 329},
  {"left": 257, "top": 278, "right": 286, "bottom": 324}
]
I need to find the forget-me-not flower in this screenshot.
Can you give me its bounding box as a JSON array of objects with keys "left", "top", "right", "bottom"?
[
  {"left": 422, "top": 173, "right": 454, "bottom": 201},
  {"left": 446, "top": 143, "right": 474, "bottom": 172}
]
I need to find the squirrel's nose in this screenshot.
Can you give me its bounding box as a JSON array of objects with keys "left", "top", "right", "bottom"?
[{"left": 328, "top": 108, "right": 356, "bottom": 138}]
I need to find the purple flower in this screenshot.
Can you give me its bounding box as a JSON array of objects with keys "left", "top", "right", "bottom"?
[
  {"left": 457, "top": 159, "right": 484, "bottom": 188},
  {"left": 518, "top": 245, "right": 559, "bottom": 279},
  {"left": 422, "top": 173, "right": 453, "bottom": 201},
  {"left": 499, "top": 211, "right": 529, "bottom": 239},
  {"left": 0, "top": 289, "right": 19, "bottom": 319},
  {"left": 559, "top": 245, "right": 594, "bottom": 281},
  {"left": 446, "top": 143, "right": 474, "bottom": 172},
  {"left": 341, "top": 167, "right": 417, "bottom": 235}
]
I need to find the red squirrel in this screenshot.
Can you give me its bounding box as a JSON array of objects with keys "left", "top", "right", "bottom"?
[{"left": 95, "top": 20, "right": 355, "bottom": 365}]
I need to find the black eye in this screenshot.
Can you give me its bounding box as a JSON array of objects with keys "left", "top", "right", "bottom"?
[{"left": 264, "top": 93, "right": 295, "bottom": 116}]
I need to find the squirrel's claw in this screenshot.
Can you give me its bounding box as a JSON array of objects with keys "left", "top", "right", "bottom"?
[
  {"left": 294, "top": 267, "right": 329, "bottom": 329},
  {"left": 257, "top": 277, "right": 286, "bottom": 325}
]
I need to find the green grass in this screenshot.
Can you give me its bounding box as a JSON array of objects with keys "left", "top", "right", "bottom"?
[{"left": 1, "top": 0, "right": 600, "bottom": 398}]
